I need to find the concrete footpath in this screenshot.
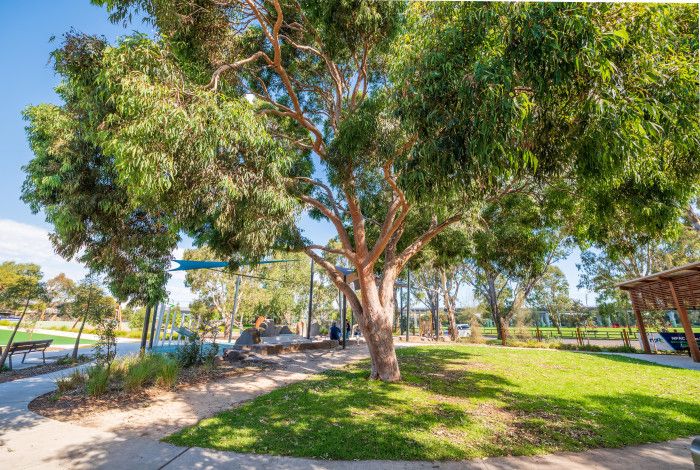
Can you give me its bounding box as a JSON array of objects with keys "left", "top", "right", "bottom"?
[{"left": 0, "top": 345, "right": 697, "bottom": 469}]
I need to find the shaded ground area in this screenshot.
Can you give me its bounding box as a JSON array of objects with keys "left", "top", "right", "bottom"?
[
  {"left": 0, "top": 329, "right": 95, "bottom": 345},
  {"left": 166, "top": 345, "right": 700, "bottom": 461}
]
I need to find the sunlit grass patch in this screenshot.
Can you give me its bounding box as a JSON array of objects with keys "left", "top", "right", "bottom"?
[{"left": 166, "top": 346, "right": 700, "bottom": 460}]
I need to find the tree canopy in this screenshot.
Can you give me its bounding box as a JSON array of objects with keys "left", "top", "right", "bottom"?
[{"left": 22, "top": 1, "right": 700, "bottom": 380}]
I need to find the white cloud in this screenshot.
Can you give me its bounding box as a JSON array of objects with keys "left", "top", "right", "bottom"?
[
  {"left": 0, "top": 219, "right": 87, "bottom": 281},
  {"left": 0, "top": 219, "right": 195, "bottom": 305}
]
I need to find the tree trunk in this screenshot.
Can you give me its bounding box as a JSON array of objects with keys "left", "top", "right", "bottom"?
[
  {"left": 354, "top": 274, "right": 401, "bottom": 382},
  {"left": 440, "top": 269, "right": 458, "bottom": 342},
  {"left": 499, "top": 316, "right": 509, "bottom": 345},
  {"left": 552, "top": 313, "right": 563, "bottom": 337},
  {"left": 0, "top": 297, "right": 31, "bottom": 370},
  {"left": 363, "top": 310, "right": 400, "bottom": 381},
  {"left": 72, "top": 313, "right": 88, "bottom": 360}
]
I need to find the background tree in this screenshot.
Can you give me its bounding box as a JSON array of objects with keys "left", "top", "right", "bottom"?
[
  {"left": 411, "top": 225, "right": 471, "bottom": 341},
  {"left": 0, "top": 262, "right": 48, "bottom": 369},
  {"left": 45, "top": 273, "right": 76, "bottom": 318},
  {"left": 22, "top": 2, "right": 700, "bottom": 380},
  {"left": 464, "top": 191, "right": 571, "bottom": 344},
  {"left": 528, "top": 266, "right": 572, "bottom": 336},
  {"left": 183, "top": 247, "right": 243, "bottom": 336},
  {"left": 66, "top": 273, "right": 117, "bottom": 360},
  {"left": 578, "top": 226, "right": 700, "bottom": 308}
]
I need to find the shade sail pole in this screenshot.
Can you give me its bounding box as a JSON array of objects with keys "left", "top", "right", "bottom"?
[
  {"left": 228, "top": 274, "right": 241, "bottom": 343},
  {"left": 667, "top": 280, "right": 700, "bottom": 362},
  {"left": 306, "top": 258, "right": 314, "bottom": 339},
  {"left": 627, "top": 291, "right": 651, "bottom": 353}
]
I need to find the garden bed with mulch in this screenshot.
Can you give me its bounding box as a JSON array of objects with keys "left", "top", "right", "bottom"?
[
  {"left": 0, "top": 356, "right": 91, "bottom": 384},
  {"left": 28, "top": 357, "right": 274, "bottom": 424}
]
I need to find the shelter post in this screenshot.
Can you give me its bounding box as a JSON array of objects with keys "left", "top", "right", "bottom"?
[
  {"left": 667, "top": 280, "right": 700, "bottom": 362},
  {"left": 627, "top": 292, "right": 651, "bottom": 353}
]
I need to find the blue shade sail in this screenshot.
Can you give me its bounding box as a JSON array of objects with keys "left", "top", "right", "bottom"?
[{"left": 169, "top": 259, "right": 297, "bottom": 271}]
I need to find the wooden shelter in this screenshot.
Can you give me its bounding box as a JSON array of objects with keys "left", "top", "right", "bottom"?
[{"left": 617, "top": 261, "right": 700, "bottom": 362}]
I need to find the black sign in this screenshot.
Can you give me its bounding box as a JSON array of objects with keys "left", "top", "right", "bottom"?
[{"left": 659, "top": 332, "right": 700, "bottom": 352}]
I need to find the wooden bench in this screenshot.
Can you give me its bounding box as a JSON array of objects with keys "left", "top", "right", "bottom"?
[{"left": 0, "top": 340, "right": 53, "bottom": 369}]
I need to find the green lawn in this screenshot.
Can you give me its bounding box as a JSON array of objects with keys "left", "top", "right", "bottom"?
[
  {"left": 0, "top": 329, "right": 95, "bottom": 346},
  {"left": 166, "top": 345, "right": 700, "bottom": 460}
]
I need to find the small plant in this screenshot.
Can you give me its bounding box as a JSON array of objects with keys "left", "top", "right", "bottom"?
[
  {"left": 94, "top": 318, "right": 118, "bottom": 364},
  {"left": 55, "top": 354, "right": 90, "bottom": 365},
  {"left": 124, "top": 354, "right": 158, "bottom": 392},
  {"left": 176, "top": 333, "right": 203, "bottom": 368},
  {"left": 56, "top": 369, "right": 86, "bottom": 393},
  {"left": 123, "top": 353, "right": 182, "bottom": 391},
  {"left": 86, "top": 364, "right": 111, "bottom": 397},
  {"left": 155, "top": 356, "right": 180, "bottom": 389}
]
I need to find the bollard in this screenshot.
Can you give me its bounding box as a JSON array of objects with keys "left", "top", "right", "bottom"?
[{"left": 691, "top": 436, "right": 700, "bottom": 469}]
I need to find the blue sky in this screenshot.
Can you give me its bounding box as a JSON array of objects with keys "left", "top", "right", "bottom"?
[{"left": 0, "top": 0, "right": 593, "bottom": 306}]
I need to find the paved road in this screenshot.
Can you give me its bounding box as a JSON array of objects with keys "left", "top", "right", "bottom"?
[{"left": 0, "top": 344, "right": 697, "bottom": 469}]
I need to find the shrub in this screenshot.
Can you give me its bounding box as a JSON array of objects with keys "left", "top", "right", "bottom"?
[
  {"left": 56, "top": 369, "right": 85, "bottom": 393},
  {"left": 176, "top": 336, "right": 203, "bottom": 368},
  {"left": 86, "top": 364, "right": 111, "bottom": 397},
  {"left": 55, "top": 354, "right": 90, "bottom": 365},
  {"left": 602, "top": 345, "right": 639, "bottom": 353},
  {"left": 155, "top": 357, "right": 179, "bottom": 389},
  {"left": 124, "top": 353, "right": 182, "bottom": 391}
]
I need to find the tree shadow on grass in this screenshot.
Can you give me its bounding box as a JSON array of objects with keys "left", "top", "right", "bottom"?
[
  {"left": 396, "top": 345, "right": 516, "bottom": 400},
  {"left": 165, "top": 348, "right": 522, "bottom": 460},
  {"left": 165, "top": 345, "right": 700, "bottom": 461}
]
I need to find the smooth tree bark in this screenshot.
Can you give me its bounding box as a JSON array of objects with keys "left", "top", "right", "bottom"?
[
  {"left": 72, "top": 288, "right": 92, "bottom": 360},
  {"left": 0, "top": 298, "right": 31, "bottom": 370},
  {"left": 440, "top": 268, "right": 459, "bottom": 342}
]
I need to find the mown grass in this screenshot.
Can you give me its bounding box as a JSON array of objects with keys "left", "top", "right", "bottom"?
[
  {"left": 166, "top": 345, "right": 700, "bottom": 461},
  {"left": 0, "top": 329, "right": 95, "bottom": 345}
]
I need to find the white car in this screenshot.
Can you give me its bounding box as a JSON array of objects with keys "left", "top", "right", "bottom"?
[{"left": 456, "top": 324, "right": 471, "bottom": 337}]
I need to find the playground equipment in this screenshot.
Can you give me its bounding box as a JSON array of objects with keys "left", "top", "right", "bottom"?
[{"left": 142, "top": 257, "right": 417, "bottom": 352}]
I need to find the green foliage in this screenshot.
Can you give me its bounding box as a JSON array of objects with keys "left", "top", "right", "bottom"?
[
  {"left": 56, "top": 369, "right": 86, "bottom": 394},
  {"left": 86, "top": 364, "right": 111, "bottom": 397},
  {"left": 94, "top": 318, "right": 118, "bottom": 364},
  {"left": 176, "top": 330, "right": 218, "bottom": 368},
  {"left": 45, "top": 273, "right": 76, "bottom": 315},
  {"left": 579, "top": 227, "right": 700, "bottom": 306},
  {"left": 0, "top": 262, "right": 47, "bottom": 310},
  {"left": 155, "top": 357, "right": 179, "bottom": 389},
  {"left": 125, "top": 306, "right": 147, "bottom": 330},
  {"left": 395, "top": 4, "right": 699, "bottom": 230},
  {"left": 55, "top": 354, "right": 90, "bottom": 366},
  {"left": 123, "top": 353, "right": 179, "bottom": 391},
  {"left": 528, "top": 266, "right": 572, "bottom": 332}
]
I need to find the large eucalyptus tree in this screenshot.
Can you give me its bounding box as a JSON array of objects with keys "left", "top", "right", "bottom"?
[{"left": 23, "top": 1, "right": 699, "bottom": 380}]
